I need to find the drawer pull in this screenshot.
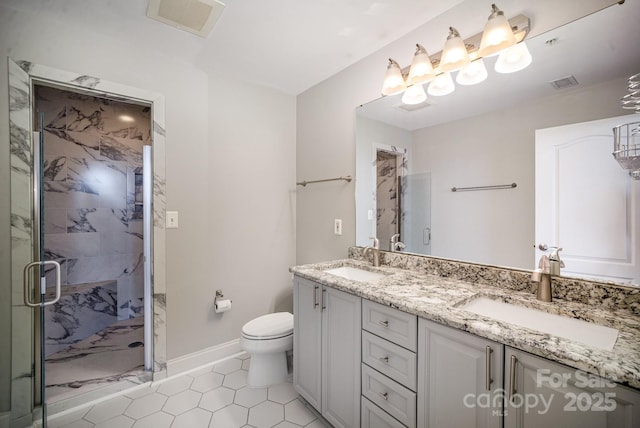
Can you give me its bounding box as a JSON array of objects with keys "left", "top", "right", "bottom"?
[
  {"left": 509, "top": 354, "right": 517, "bottom": 402},
  {"left": 313, "top": 285, "right": 319, "bottom": 308},
  {"left": 378, "top": 320, "right": 389, "bottom": 327},
  {"left": 377, "top": 391, "right": 389, "bottom": 400},
  {"left": 379, "top": 356, "right": 389, "bottom": 364},
  {"left": 485, "top": 346, "right": 493, "bottom": 391}
]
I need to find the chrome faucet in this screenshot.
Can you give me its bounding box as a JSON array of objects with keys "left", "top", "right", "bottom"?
[
  {"left": 532, "top": 245, "right": 565, "bottom": 302},
  {"left": 390, "top": 234, "right": 405, "bottom": 252},
  {"left": 363, "top": 237, "right": 380, "bottom": 267}
]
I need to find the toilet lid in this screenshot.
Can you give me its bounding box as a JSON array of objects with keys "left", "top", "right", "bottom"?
[{"left": 242, "top": 312, "right": 293, "bottom": 339}]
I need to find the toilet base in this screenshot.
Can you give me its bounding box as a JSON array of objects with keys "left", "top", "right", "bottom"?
[{"left": 247, "top": 351, "right": 288, "bottom": 388}]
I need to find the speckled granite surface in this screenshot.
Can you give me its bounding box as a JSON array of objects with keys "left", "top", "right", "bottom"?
[{"left": 290, "top": 250, "right": 640, "bottom": 390}]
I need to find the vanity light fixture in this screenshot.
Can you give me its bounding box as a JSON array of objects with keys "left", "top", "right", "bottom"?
[
  {"left": 406, "top": 44, "right": 436, "bottom": 86},
  {"left": 456, "top": 58, "right": 488, "bottom": 85},
  {"left": 379, "top": 4, "right": 530, "bottom": 103},
  {"left": 478, "top": 4, "right": 517, "bottom": 57},
  {"left": 439, "top": 27, "right": 471, "bottom": 73},
  {"left": 402, "top": 83, "right": 428, "bottom": 105},
  {"left": 495, "top": 41, "right": 532, "bottom": 73},
  {"left": 381, "top": 58, "right": 407, "bottom": 96}
]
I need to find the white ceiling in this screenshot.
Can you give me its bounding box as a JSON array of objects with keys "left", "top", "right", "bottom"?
[{"left": 2, "top": 0, "right": 464, "bottom": 95}]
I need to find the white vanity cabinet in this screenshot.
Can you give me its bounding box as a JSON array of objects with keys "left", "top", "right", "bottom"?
[
  {"left": 361, "top": 299, "right": 418, "bottom": 428},
  {"left": 417, "top": 318, "right": 504, "bottom": 428},
  {"left": 293, "top": 276, "right": 361, "bottom": 428},
  {"left": 504, "top": 347, "right": 640, "bottom": 428}
]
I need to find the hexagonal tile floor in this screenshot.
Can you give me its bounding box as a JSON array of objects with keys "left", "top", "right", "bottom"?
[{"left": 45, "top": 353, "right": 330, "bottom": 428}]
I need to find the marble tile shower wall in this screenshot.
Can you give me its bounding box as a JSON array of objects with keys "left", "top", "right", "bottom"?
[{"left": 36, "top": 86, "right": 151, "bottom": 323}]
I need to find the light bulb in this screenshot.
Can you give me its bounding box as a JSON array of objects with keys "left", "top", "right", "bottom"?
[
  {"left": 495, "top": 42, "right": 532, "bottom": 73},
  {"left": 428, "top": 73, "right": 455, "bottom": 96},
  {"left": 478, "top": 4, "right": 517, "bottom": 57},
  {"left": 381, "top": 58, "right": 407, "bottom": 96},
  {"left": 407, "top": 44, "right": 435, "bottom": 86},
  {"left": 439, "top": 27, "right": 470, "bottom": 73},
  {"left": 456, "top": 59, "right": 488, "bottom": 85},
  {"left": 402, "top": 84, "right": 427, "bottom": 105}
]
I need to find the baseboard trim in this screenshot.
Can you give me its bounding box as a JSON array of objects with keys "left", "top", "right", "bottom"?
[{"left": 166, "top": 339, "right": 243, "bottom": 377}]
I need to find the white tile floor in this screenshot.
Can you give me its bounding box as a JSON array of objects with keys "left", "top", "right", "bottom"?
[{"left": 45, "top": 353, "right": 328, "bottom": 428}]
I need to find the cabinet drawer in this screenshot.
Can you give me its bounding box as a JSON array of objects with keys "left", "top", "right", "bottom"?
[
  {"left": 362, "top": 331, "right": 416, "bottom": 391},
  {"left": 362, "top": 300, "right": 417, "bottom": 351},
  {"left": 361, "top": 396, "right": 406, "bottom": 428},
  {"left": 362, "top": 364, "right": 416, "bottom": 428}
]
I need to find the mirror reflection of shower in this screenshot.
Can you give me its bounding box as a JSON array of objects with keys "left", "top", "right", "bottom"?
[
  {"left": 375, "top": 148, "right": 432, "bottom": 254},
  {"left": 34, "top": 84, "right": 152, "bottom": 403}
]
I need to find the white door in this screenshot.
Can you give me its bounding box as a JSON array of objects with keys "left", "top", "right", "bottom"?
[{"left": 535, "top": 114, "right": 640, "bottom": 284}]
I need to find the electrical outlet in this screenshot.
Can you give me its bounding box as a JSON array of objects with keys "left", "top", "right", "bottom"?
[
  {"left": 166, "top": 211, "right": 179, "bottom": 229},
  {"left": 334, "top": 218, "right": 343, "bottom": 235}
]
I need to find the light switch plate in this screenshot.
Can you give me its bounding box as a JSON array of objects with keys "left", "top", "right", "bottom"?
[
  {"left": 334, "top": 218, "right": 343, "bottom": 235},
  {"left": 166, "top": 211, "right": 179, "bottom": 228}
]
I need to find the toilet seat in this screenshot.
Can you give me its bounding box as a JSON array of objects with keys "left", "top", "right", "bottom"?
[{"left": 241, "top": 312, "right": 293, "bottom": 340}]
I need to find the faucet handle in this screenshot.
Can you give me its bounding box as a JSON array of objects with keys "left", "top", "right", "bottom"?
[{"left": 369, "top": 236, "right": 380, "bottom": 249}]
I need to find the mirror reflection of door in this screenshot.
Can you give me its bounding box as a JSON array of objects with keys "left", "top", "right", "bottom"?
[
  {"left": 404, "top": 173, "right": 432, "bottom": 255},
  {"left": 535, "top": 114, "right": 640, "bottom": 284}
]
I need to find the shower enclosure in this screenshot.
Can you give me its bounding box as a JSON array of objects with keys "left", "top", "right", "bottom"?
[{"left": 8, "top": 59, "right": 167, "bottom": 426}]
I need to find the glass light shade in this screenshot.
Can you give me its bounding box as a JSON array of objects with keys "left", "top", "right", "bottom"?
[
  {"left": 428, "top": 72, "right": 455, "bottom": 96},
  {"left": 478, "top": 4, "right": 517, "bottom": 57},
  {"left": 381, "top": 58, "right": 407, "bottom": 96},
  {"left": 495, "top": 41, "right": 532, "bottom": 73},
  {"left": 439, "top": 27, "right": 470, "bottom": 73},
  {"left": 402, "top": 84, "right": 427, "bottom": 105},
  {"left": 456, "top": 59, "right": 488, "bottom": 85},
  {"left": 407, "top": 45, "right": 435, "bottom": 85}
]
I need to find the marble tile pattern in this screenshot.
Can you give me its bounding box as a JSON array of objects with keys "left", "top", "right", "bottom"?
[
  {"left": 44, "top": 281, "right": 118, "bottom": 357},
  {"left": 37, "top": 84, "right": 149, "bottom": 322},
  {"left": 290, "top": 249, "right": 640, "bottom": 390},
  {"left": 9, "top": 59, "right": 168, "bottom": 425},
  {"left": 45, "top": 317, "right": 147, "bottom": 404}
]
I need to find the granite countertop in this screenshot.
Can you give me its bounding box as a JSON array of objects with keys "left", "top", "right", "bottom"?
[{"left": 290, "top": 258, "right": 640, "bottom": 390}]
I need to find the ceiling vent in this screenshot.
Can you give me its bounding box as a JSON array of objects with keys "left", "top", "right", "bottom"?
[
  {"left": 395, "top": 100, "right": 432, "bottom": 112},
  {"left": 147, "top": 0, "right": 225, "bottom": 37},
  {"left": 549, "top": 75, "right": 579, "bottom": 90}
]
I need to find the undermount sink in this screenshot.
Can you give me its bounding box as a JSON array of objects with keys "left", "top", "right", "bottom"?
[
  {"left": 324, "top": 266, "right": 386, "bottom": 282},
  {"left": 460, "top": 297, "right": 619, "bottom": 351}
]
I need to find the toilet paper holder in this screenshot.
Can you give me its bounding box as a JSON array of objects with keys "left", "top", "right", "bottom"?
[{"left": 214, "top": 289, "right": 232, "bottom": 313}]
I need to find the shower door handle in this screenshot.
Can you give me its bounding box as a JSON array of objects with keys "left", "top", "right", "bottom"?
[{"left": 23, "top": 260, "right": 61, "bottom": 307}]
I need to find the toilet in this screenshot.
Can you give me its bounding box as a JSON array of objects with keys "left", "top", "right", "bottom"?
[{"left": 240, "top": 312, "right": 294, "bottom": 388}]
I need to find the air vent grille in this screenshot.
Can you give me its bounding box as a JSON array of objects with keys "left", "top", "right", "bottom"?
[
  {"left": 395, "top": 101, "right": 432, "bottom": 112},
  {"left": 549, "top": 75, "right": 579, "bottom": 90},
  {"left": 147, "top": 0, "right": 225, "bottom": 37}
]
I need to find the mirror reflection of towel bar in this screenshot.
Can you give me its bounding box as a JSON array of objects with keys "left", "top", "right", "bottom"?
[
  {"left": 451, "top": 182, "right": 517, "bottom": 192},
  {"left": 297, "top": 175, "right": 352, "bottom": 187}
]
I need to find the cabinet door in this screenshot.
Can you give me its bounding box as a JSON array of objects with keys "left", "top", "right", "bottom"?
[
  {"left": 293, "top": 276, "right": 322, "bottom": 411},
  {"left": 504, "top": 347, "right": 640, "bottom": 428},
  {"left": 322, "top": 286, "right": 362, "bottom": 428},
  {"left": 418, "top": 318, "right": 503, "bottom": 428}
]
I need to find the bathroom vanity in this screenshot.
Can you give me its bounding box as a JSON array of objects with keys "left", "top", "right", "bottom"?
[{"left": 290, "top": 249, "right": 640, "bottom": 428}]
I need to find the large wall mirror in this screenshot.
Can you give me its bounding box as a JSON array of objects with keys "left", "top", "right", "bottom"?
[{"left": 356, "top": 1, "right": 640, "bottom": 286}]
